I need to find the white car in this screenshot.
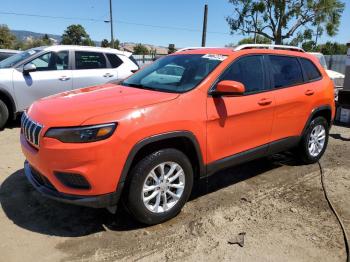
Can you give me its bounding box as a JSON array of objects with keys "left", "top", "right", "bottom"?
[
  {"left": 0, "top": 45, "right": 139, "bottom": 129},
  {"left": 0, "top": 49, "right": 21, "bottom": 62},
  {"left": 308, "top": 52, "right": 345, "bottom": 89}
]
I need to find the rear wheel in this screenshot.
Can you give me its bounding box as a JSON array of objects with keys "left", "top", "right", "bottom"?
[
  {"left": 125, "top": 148, "right": 193, "bottom": 225},
  {"left": 295, "top": 116, "right": 329, "bottom": 164},
  {"left": 0, "top": 99, "right": 9, "bottom": 130}
]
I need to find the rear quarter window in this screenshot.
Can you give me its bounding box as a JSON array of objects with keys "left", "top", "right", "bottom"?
[
  {"left": 269, "top": 55, "right": 304, "bottom": 88},
  {"left": 300, "top": 58, "right": 322, "bottom": 81},
  {"left": 106, "top": 53, "right": 123, "bottom": 68}
]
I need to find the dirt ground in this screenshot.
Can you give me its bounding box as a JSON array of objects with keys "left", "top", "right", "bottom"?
[{"left": 0, "top": 122, "right": 349, "bottom": 262}]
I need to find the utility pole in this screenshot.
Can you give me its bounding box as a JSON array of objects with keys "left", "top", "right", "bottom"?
[
  {"left": 201, "top": 4, "right": 208, "bottom": 47},
  {"left": 109, "top": 0, "right": 114, "bottom": 48}
]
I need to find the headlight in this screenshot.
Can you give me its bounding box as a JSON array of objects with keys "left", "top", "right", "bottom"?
[{"left": 45, "top": 123, "right": 117, "bottom": 143}]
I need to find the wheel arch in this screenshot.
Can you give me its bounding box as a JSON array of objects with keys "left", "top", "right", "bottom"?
[
  {"left": 0, "top": 88, "right": 17, "bottom": 120},
  {"left": 117, "top": 131, "right": 206, "bottom": 193},
  {"left": 302, "top": 105, "right": 332, "bottom": 136}
]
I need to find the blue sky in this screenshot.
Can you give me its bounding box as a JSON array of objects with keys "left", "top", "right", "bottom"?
[{"left": 0, "top": 0, "right": 349, "bottom": 48}]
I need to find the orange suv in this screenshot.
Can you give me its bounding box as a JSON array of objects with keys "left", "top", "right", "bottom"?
[{"left": 21, "top": 45, "right": 335, "bottom": 225}]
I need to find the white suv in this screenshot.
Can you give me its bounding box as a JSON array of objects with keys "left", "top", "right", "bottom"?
[{"left": 0, "top": 45, "right": 139, "bottom": 129}]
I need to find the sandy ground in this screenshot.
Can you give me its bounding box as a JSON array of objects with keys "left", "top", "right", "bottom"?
[{"left": 0, "top": 122, "right": 349, "bottom": 262}]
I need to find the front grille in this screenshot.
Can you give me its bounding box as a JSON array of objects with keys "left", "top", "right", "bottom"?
[{"left": 21, "top": 113, "right": 43, "bottom": 147}]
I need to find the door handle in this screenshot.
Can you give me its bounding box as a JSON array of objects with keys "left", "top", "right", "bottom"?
[
  {"left": 103, "top": 73, "right": 114, "bottom": 78},
  {"left": 258, "top": 98, "right": 273, "bottom": 106},
  {"left": 305, "top": 89, "right": 315, "bottom": 96},
  {"left": 59, "top": 76, "right": 70, "bottom": 81}
]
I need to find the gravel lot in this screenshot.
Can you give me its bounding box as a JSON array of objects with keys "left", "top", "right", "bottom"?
[{"left": 0, "top": 122, "right": 349, "bottom": 262}]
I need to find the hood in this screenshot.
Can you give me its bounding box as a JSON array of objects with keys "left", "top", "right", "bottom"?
[
  {"left": 27, "top": 84, "right": 179, "bottom": 127},
  {"left": 326, "top": 69, "right": 344, "bottom": 79}
]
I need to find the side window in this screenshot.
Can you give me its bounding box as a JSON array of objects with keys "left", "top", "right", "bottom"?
[
  {"left": 106, "top": 53, "right": 123, "bottom": 68},
  {"left": 28, "top": 51, "right": 69, "bottom": 71},
  {"left": 218, "top": 55, "right": 266, "bottom": 94},
  {"left": 75, "top": 51, "right": 107, "bottom": 70},
  {"left": 269, "top": 55, "right": 303, "bottom": 88},
  {"left": 300, "top": 58, "right": 322, "bottom": 81}
]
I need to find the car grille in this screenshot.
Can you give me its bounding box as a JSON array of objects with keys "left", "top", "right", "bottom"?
[{"left": 21, "top": 113, "right": 43, "bottom": 147}]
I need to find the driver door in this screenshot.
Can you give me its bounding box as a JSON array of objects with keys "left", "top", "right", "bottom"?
[
  {"left": 13, "top": 51, "right": 73, "bottom": 111},
  {"left": 206, "top": 55, "right": 275, "bottom": 165}
]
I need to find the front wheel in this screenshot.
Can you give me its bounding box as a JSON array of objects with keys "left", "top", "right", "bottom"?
[
  {"left": 295, "top": 116, "right": 329, "bottom": 164},
  {"left": 125, "top": 148, "right": 193, "bottom": 225},
  {"left": 0, "top": 99, "right": 9, "bottom": 130}
]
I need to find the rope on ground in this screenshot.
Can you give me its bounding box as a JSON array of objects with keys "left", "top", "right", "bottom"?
[{"left": 318, "top": 161, "right": 350, "bottom": 262}]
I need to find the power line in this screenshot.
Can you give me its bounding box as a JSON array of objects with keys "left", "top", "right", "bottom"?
[{"left": 0, "top": 11, "right": 231, "bottom": 36}]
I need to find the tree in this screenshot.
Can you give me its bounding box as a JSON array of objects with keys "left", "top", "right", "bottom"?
[
  {"left": 0, "top": 24, "right": 16, "bottom": 49},
  {"left": 42, "top": 34, "right": 53, "bottom": 46},
  {"left": 133, "top": 43, "right": 149, "bottom": 55},
  {"left": 101, "top": 39, "right": 109, "bottom": 47},
  {"left": 101, "top": 38, "right": 120, "bottom": 49},
  {"left": 168, "top": 44, "right": 176, "bottom": 54},
  {"left": 226, "top": 0, "right": 345, "bottom": 45},
  {"left": 316, "top": 42, "right": 347, "bottom": 55},
  {"left": 61, "top": 24, "right": 94, "bottom": 46},
  {"left": 238, "top": 35, "right": 271, "bottom": 44}
]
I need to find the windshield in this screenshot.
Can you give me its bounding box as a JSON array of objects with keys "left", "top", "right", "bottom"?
[
  {"left": 314, "top": 54, "right": 328, "bottom": 69},
  {"left": 122, "top": 54, "right": 226, "bottom": 93},
  {"left": 0, "top": 48, "right": 42, "bottom": 69}
]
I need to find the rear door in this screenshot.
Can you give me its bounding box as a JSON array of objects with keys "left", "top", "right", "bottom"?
[
  {"left": 12, "top": 50, "right": 72, "bottom": 111},
  {"left": 72, "top": 51, "right": 117, "bottom": 89},
  {"left": 206, "top": 55, "right": 275, "bottom": 164},
  {"left": 267, "top": 55, "right": 314, "bottom": 141}
]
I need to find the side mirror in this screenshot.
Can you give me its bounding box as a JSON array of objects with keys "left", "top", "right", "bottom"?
[
  {"left": 211, "top": 80, "right": 245, "bottom": 96},
  {"left": 23, "top": 63, "right": 37, "bottom": 75}
]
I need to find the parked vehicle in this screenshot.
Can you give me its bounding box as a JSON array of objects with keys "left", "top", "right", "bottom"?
[
  {"left": 0, "top": 49, "right": 21, "bottom": 62},
  {"left": 308, "top": 52, "right": 345, "bottom": 90},
  {"left": 21, "top": 44, "right": 335, "bottom": 225},
  {"left": 0, "top": 45, "right": 139, "bottom": 129}
]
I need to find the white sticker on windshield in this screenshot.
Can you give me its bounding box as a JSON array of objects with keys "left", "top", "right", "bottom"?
[
  {"left": 28, "top": 50, "right": 36, "bottom": 55},
  {"left": 202, "top": 54, "right": 227, "bottom": 61}
]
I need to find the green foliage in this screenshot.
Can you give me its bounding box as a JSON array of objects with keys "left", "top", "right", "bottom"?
[
  {"left": 133, "top": 43, "right": 149, "bottom": 55},
  {"left": 238, "top": 35, "right": 272, "bottom": 44},
  {"left": 0, "top": 24, "right": 16, "bottom": 49},
  {"left": 101, "top": 38, "right": 120, "bottom": 49},
  {"left": 315, "top": 42, "right": 347, "bottom": 55},
  {"left": 226, "top": 0, "right": 345, "bottom": 44},
  {"left": 12, "top": 34, "right": 54, "bottom": 50},
  {"left": 101, "top": 39, "right": 109, "bottom": 47},
  {"left": 168, "top": 44, "right": 176, "bottom": 54},
  {"left": 61, "top": 24, "right": 94, "bottom": 46}
]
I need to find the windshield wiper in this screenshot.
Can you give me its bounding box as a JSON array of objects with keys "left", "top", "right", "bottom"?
[{"left": 122, "top": 82, "right": 179, "bottom": 93}]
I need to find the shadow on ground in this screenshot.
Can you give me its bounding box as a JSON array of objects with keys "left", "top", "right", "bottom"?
[
  {"left": 0, "top": 116, "right": 21, "bottom": 131},
  {"left": 330, "top": 133, "right": 350, "bottom": 142},
  {"left": 0, "top": 153, "right": 298, "bottom": 238}
]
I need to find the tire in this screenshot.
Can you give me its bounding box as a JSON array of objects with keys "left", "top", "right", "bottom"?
[
  {"left": 0, "top": 99, "right": 9, "bottom": 130},
  {"left": 295, "top": 116, "right": 329, "bottom": 164},
  {"left": 124, "top": 148, "right": 193, "bottom": 225}
]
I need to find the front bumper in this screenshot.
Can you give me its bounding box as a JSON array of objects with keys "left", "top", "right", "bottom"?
[{"left": 24, "top": 161, "right": 122, "bottom": 208}]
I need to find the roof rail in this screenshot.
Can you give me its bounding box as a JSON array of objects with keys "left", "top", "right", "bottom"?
[
  {"left": 176, "top": 47, "right": 223, "bottom": 52},
  {"left": 234, "top": 44, "right": 305, "bottom": 53}
]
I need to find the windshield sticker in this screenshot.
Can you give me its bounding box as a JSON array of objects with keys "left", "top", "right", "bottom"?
[
  {"left": 202, "top": 54, "right": 227, "bottom": 61},
  {"left": 28, "top": 50, "right": 36, "bottom": 55}
]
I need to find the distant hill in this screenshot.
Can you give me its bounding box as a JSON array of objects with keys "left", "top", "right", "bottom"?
[
  {"left": 10, "top": 30, "right": 169, "bottom": 54},
  {"left": 11, "top": 30, "right": 61, "bottom": 43}
]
